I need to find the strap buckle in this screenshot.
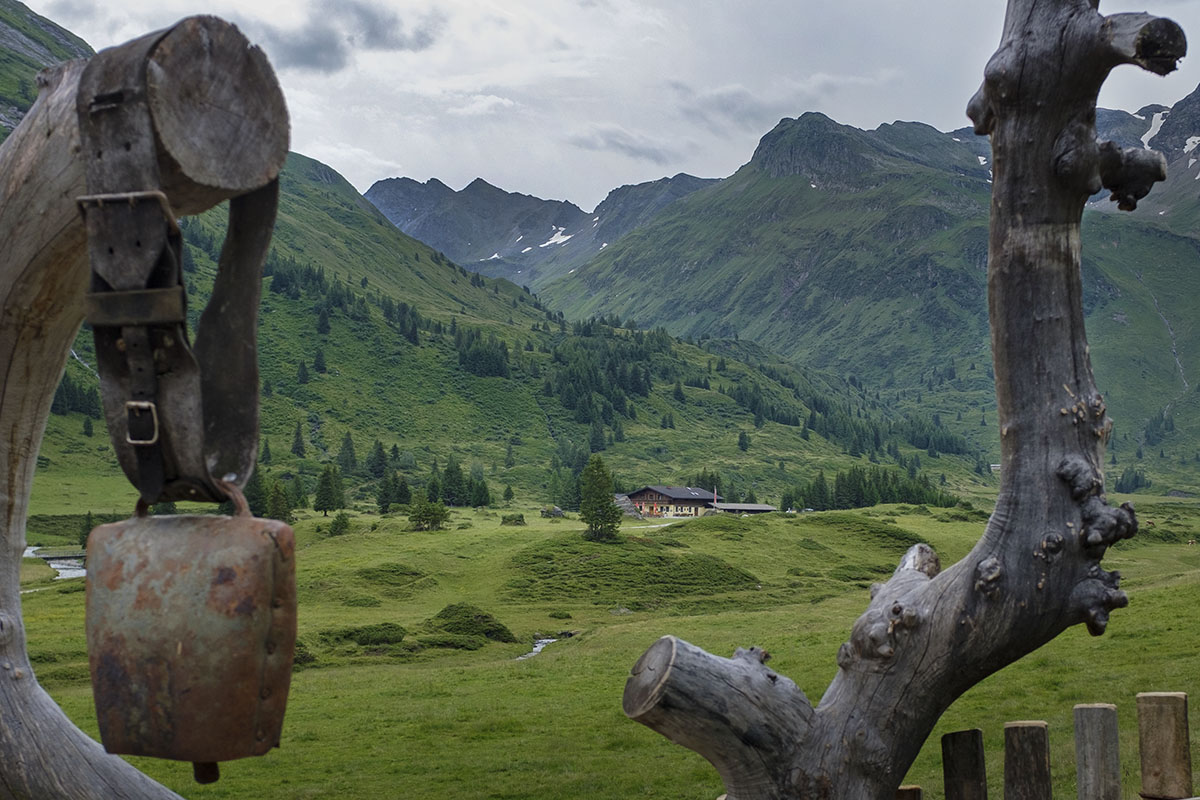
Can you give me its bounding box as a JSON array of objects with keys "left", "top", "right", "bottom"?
[
  {"left": 77, "top": 190, "right": 180, "bottom": 235},
  {"left": 125, "top": 400, "right": 160, "bottom": 445}
]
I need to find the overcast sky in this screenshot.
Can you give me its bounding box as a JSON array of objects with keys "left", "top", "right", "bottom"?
[{"left": 28, "top": 0, "right": 1200, "bottom": 211}]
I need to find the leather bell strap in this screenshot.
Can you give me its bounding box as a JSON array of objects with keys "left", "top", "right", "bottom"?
[{"left": 76, "top": 31, "right": 277, "bottom": 506}]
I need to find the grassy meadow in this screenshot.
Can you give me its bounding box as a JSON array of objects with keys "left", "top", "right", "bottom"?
[{"left": 19, "top": 499, "right": 1200, "bottom": 799}]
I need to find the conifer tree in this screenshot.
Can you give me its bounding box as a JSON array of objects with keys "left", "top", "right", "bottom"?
[
  {"left": 469, "top": 478, "right": 491, "bottom": 507},
  {"left": 337, "top": 431, "right": 357, "bottom": 475},
  {"left": 503, "top": 484, "right": 514, "bottom": 502},
  {"left": 297, "top": 360, "right": 309, "bottom": 384},
  {"left": 366, "top": 439, "right": 388, "bottom": 478},
  {"left": 589, "top": 420, "right": 606, "bottom": 452},
  {"left": 291, "top": 422, "right": 305, "bottom": 457},
  {"left": 267, "top": 482, "right": 293, "bottom": 524},
  {"left": 316, "top": 307, "right": 330, "bottom": 334},
  {"left": 579, "top": 454, "right": 621, "bottom": 542},
  {"left": 376, "top": 471, "right": 395, "bottom": 513},
  {"left": 314, "top": 465, "right": 343, "bottom": 516},
  {"left": 394, "top": 475, "right": 411, "bottom": 505},
  {"left": 243, "top": 468, "right": 267, "bottom": 517},
  {"left": 289, "top": 474, "right": 308, "bottom": 509},
  {"left": 441, "top": 457, "right": 467, "bottom": 506},
  {"left": 261, "top": 438, "right": 272, "bottom": 464},
  {"left": 313, "top": 348, "right": 327, "bottom": 373}
]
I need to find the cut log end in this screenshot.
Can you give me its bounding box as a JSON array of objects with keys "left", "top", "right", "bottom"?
[
  {"left": 623, "top": 635, "right": 677, "bottom": 719},
  {"left": 147, "top": 16, "right": 289, "bottom": 214}
]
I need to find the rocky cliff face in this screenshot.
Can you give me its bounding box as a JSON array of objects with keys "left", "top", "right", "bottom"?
[{"left": 365, "top": 172, "right": 713, "bottom": 290}]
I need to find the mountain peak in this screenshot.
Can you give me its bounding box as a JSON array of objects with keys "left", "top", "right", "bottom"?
[{"left": 751, "top": 112, "right": 871, "bottom": 184}]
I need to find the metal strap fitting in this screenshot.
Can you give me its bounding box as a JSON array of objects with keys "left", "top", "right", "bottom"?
[
  {"left": 125, "top": 401, "right": 160, "bottom": 446},
  {"left": 77, "top": 190, "right": 181, "bottom": 235}
]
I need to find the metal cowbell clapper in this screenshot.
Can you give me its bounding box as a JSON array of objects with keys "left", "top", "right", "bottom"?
[{"left": 75, "top": 30, "right": 294, "bottom": 784}]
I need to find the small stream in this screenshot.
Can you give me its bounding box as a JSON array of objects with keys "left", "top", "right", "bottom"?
[
  {"left": 516, "top": 638, "right": 557, "bottom": 660},
  {"left": 22, "top": 547, "right": 86, "bottom": 580}
]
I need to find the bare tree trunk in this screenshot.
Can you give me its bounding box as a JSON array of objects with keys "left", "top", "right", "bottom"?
[
  {"left": 0, "top": 17, "right": 286, "bottom": 798},
  {"left": 623, "top": 3, "right": 1186, "bottom": 797}
]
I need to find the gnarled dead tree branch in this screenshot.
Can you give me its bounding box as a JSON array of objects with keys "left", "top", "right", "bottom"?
[
  {"left": 624, "top": 3, "right": 1186, "bottom": 797},
  {"left": 0, "top": 17, "right": 286, "bottom": 799}
]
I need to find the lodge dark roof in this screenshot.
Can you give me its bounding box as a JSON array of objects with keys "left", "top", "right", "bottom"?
[
  {"left": 629, "top": 485, "right": 722, "bottom": 502},
  {"left": 711, "top": 502, "right": 778, "bottom": 513}
]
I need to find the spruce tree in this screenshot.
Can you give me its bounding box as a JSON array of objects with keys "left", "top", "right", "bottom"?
[
  {"left": 291, "top": 422, "right": 305, "bottom": 457},
  {"left": 337, "top": 431, "right": 357, "bottom": 475},
  {"left": 313, "top": 466, "right": 343, "bottom": 516},
  {"left": 243, "top": 468, "right": 268, "bottom": 517},
  {"left": 82, "top": 417, "right": 93, "bottom": 437},
  {"left": 469, "top": 478, "right": 491, "bottom": 507},
  {"left": 366, "top": 439, "right": 388, "bottom": 478},
  {"left": 503, "top": 484, "right": 514, "bottom": 502},
  {"left": 579, "top": 455, "right": 621, "bottom": 542},
  {"left": 316, "top": 307, "right": 330, "bottom": 334},
  {"left": 261, "top": 438, "right": 272, "bottom": 464},
  {"left": 589, "top": 420, "right": 606, "bottom": 452},
  {"left": 376, "top": 471, "right": 395, "bottom": 513},
  {"left": 297, "top": 361, "right": 309, "bottom": 384},
  {"left": 267, "top": 482, "right": 293, "bottom": 523},
  {"left": 313, "top": 348, "right": 327, "bottom": 373},
  {"left": 289, "top": 474, "right": 308, "bottom": 509},
  {"left": 395, "top": 476, "right": 412, "bottom": 505},
  {"left": 441, "top": 457, "right": 467, "bottom": 506}
]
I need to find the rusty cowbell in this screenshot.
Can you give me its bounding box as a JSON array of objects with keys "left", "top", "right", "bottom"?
[{"left": 85, "top": 485, "right": 297, "bottom": 784}]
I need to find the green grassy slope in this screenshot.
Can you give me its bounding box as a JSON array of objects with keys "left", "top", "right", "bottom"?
[
  {"left": 0, "top": 0, "right": 91, "bottom": 141},
  {"left": 21, "top": 501, "right": 1200, "bottom": 798},
  {"left": 539, "top": 114, "right": 1200, "bottom": 492},
  {"left": 33, "top": 150, "right": 985, "bottom": 518}
]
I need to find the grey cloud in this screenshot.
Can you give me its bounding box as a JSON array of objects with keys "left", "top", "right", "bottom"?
[
  {"left": 255, "top": 0, "right": 444, "bottom": 73},
  {"left": 673, "top": 83, "right": 784, "bottom": 135},
  {"left": 567, "top": 124, "right": 679, "bottom": 165}
]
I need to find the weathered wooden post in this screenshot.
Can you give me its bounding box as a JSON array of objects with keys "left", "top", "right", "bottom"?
[
  {"left": 1074, "top": 703, "right": 1120, "bottom": 800},
  {"left": 0, "top": 16, "right": 286, "bottom": 799},
  {"left": 943, "top": 729, "right": 988, "bottom": 800},
  {"left": 1138, "top": 692, "right": 1193, "bottom": 799},
  {"left": 895, "top": 785, "right": 923, "bottom": 799},
  {"left": 623, "top": 2, "right": 1186, "bottom": 797},
  {"left": 1004, "top": 722, "right": 1051, "bottom": 800}
]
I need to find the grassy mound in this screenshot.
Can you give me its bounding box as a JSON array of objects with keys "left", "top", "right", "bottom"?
[
  {"left": 420, "top": 603, "right": 517, "bottom": 650},
  {"left": 508, "top": 535, "right": 759, "bottom": 607}
]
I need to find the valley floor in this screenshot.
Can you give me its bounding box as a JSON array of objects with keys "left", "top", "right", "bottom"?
[{"left": 20, "top": 501, "right": 1200, "bottom": 799}]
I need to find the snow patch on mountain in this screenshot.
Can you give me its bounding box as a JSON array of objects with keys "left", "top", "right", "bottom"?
[
  {"left": 1143, "top": 111, "right": 1169, "bottom": 148},
  {"left": 539, "top": 227, "right": 574, "bottom": 247}
]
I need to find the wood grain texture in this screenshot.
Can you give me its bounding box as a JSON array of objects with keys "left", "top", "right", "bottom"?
[
  {"left": 1137, "top": 692, "right": 1193, "bottom": 799},
  {"left": 1073, "top": 704, "right": 1119, "bottom": 800},
  {"left": 0, "top": 15, "right": 286, "bottom": 798},
  {"left": 624, "top": 2, "right": 1187, "bottom": 797}
]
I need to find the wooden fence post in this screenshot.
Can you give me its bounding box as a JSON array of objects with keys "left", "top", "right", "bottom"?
[
  {"left": 1138, "top": 692, "right": 1193, "bottom": 799},
  {"left": 1074, "top": 703, "right": 1120, "bottom": 800},
  {"left": 943, "top": 728, "right": 988, "bottom": 800},
  {"left": 896, "top": 786, "right": 923, "bottom": 799},
  {"left": 1004, "top": 721, "right": 1051, "bottom": 800}
]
